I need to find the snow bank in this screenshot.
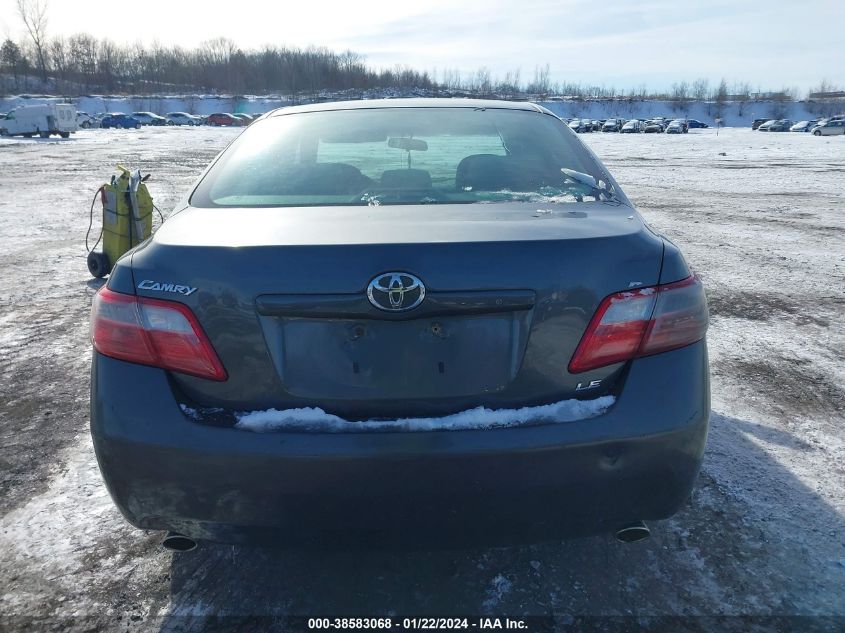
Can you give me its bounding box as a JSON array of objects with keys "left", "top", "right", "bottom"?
[
  {"left": 1, "top": 93, "right": 833, "bottom": 127},
  {"left": 0, "top": 94, "right": 291, "bottom": 117},
  {"left": 539, "top": 99, "right": 826, "bottom": 127},
  {"left": 231, "top": 396, "right": 614, "bottom": 433}
]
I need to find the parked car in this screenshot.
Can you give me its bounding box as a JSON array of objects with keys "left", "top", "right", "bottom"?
[
  {"left": 101, "top": 113, "right": 141, "bottom": 129},
  {"left": 602, "top": 118, "right": 623, "bottom": 132},
  {"left": 751, "top": 118, "right": 770, "bottom": 130},
  {"left": 812, "top": 119, "right": 845, "bottom": 136},
  {"left": 789, "top": 120, "right": 814, "bottom": 132},
  {"left": 77, "top": 111, "right": 96, "bottom": 129},
  {"left": 765, "top": 119, "right": 793, "bottom": 132},
  {"left": 590, "top": 120, "right": 602, "bottom": 132},
  {"left": 133, "top": 112, "right": 168, "bottom": 126},
  {"left": 620, "top": 119, "right": 642, "bottom": 133},
  {"left": 89, "top": 99, "right": 710, "bottom": 548},
  {"left": 0, "top": 103, "right": 78, "bottom": 138},
  {"left": 643, "top": 120, "right": 665, "bottom": 133},
  {"left": 166, "top": 112, "right": 202, "bottom": 126},
  {"left": 686, "top": 119, "right": 708, "bottom": 129},
  {"left": 666, "top": 120, "right": 689, "bottom": 134},
  {"left": 233, "top": 113, "right": 254, "bottom": 125},
  {"left": 568, "top": 118, "right": 592, "bottom": 133},
  {"left": 206, "top": 113, "right": 244, "bottom": 127}
]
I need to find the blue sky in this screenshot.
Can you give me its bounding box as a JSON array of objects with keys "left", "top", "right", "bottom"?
[{"left": 1, "top": 0, "right": 842, "bottom": 92}]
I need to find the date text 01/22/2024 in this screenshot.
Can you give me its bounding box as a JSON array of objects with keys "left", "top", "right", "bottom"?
[{"left": 307, "top": 617, "right": 530, "bottom": 630}]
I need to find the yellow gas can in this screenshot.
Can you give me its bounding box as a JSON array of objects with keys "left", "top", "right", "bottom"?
[{"left": 87, "top": 166, "right": 153, "bottom": 278}]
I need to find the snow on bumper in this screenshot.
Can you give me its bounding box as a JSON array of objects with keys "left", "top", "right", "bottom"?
[
  {"left": 195, "top": 396, "right": 616, "bottom": 433},
  {"left": 90, "top": 342, "right": 709, "bottom": 544}
]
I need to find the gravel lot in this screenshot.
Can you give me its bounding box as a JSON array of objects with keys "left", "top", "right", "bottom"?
[{"left": 1, "top": 126, "right": 843, "bottom": 631}]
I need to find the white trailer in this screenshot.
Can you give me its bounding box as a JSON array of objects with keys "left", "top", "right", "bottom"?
[{"left": 0, "top": 104, "right": 79, "bottom": 138}]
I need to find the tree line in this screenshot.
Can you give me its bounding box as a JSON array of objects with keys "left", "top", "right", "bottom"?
[
  {"left": 0, "top": 34, "right": 440, "bottom": 98},
  {"left": 1, "top": 0, "right": 840, "bottom": 114}
]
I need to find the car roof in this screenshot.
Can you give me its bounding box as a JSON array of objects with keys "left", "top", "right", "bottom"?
[{"left": 267, "top": 98, "right": 550, "bottom": 118}]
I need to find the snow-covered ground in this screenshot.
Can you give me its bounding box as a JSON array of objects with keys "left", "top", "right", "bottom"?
[{"left": 0, "top": 126, "right": 843, "bottom": 630}]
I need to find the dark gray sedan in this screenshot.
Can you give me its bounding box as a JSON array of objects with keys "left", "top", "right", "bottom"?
[{"left": 90, "top": 99, "right": 709, "bottom": 549}]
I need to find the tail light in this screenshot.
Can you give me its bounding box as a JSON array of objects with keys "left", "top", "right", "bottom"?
[
  {"left": 569, "top": 275, "right": 708, "bottom": 373},
  {"left": 91, "top": 287, "right": 227, "bottom": 381}
]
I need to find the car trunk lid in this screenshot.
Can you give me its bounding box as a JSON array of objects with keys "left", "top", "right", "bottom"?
[{"left": 130, "top": 203, "right": 665, "bottom": 417}]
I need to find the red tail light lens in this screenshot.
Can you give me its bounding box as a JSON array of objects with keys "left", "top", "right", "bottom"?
[
  {"left": 638, "top": 277, "right": 709, "bottom": 356},
  {"left": 569, "top": 276, "right": 708, "bottom": 374},
  {"left": 92, "top": 287, "right": 227, "bottom": 381}
]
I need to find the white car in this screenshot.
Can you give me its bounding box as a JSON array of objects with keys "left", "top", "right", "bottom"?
[
  {"left": 165, "top": 112, "right": 202, "bottom": 126},
  {"left": 567, "top": 118, "right": 592, "bottom": 133},
  {"left": 790, "top": 120, "right": 816, "bottom": 132},
  {"left": 620, "top": 120, "right": 643, "bottom": 133},
  {"left": 812, "top": 119, "right": 845, "bottom": 136},
  {"left": 77, "top": 111, "right": 96, "bottom": 129},
  {"left": 133, "top": 112, "right": 168, "bottom": 126}
]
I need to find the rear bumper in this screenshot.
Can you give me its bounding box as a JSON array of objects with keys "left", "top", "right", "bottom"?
[{"left": 90, "top": 342, "right": 709, "bottom": 546}]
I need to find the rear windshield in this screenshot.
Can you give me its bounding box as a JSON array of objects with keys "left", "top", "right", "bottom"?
[{"left": 190, "top": 107, "right": 613, "bottom": 208}]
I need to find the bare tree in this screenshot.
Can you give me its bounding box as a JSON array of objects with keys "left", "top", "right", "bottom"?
[
  {"left": 527, "top": 64, "right": 550, "bottom": 95},
  {"left": 670, "top": 80, "right": 689, "bottom": 112},
  {"left": 68, "top": 33, "right": 98, "bottom": 91},
  {"left": 47, "top": 36, "right": 67, "bottom": 86},
  {"left": 471, "top": 67, "right": 492, "bottom": 95},
  {"left": 691, "top": 78, "right": 708, "bottom": 102},
  {"left": 732, "top": 81, "right": 751, "bottom": 116},
  {"left": 497, "top": 68, "right": 521, "bottom": 98},
  {"left": 98, "top": 39, "right": 121, "bottom": 92},
  {"left": 807, "top": 79, "right": 843, "bottom": 117},
  {"left": 714, "top": 78, "right": 728, "bottom": 118},
  {"left": 16, "top": 0, "right": 49, "bottom": 84}
]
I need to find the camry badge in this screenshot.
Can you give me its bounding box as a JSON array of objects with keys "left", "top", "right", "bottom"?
[
  {"left": 367, "top": 272, "right": 425, "bottom": 312},
  {"left": 137, "top": 279, "right": 197, "bottom": 296}
]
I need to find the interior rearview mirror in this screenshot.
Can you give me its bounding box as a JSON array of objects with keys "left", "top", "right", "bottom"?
[{"left": 388, "top": 137, "right": 428, "bottom": 152}]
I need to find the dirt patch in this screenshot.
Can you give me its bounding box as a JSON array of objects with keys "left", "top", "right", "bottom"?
[
  {"left": 707, "top": 288, "right": 831, "bottom": 327},
  {"left": 717, "top": 355, "right": 845, "bottom": 419}
]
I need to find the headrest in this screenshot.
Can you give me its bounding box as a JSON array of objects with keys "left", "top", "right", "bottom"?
[{"left": 380, "top": 169, "right": 433, "bottom": 190}]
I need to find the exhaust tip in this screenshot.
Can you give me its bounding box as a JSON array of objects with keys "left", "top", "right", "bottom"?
[
  {"left": 615, "top": 521, "right": 650, "bottom": 543},
  {"left": 162, "top": 532, "right": 197, "bottom": 552}
]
